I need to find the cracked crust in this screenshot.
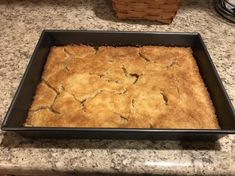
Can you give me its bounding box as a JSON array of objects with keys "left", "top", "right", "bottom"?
[
  {"left": 25, "top": 45, "right": 220, "bottom": 129},
  {"left": 29, "top": 82, "right": 58, "bottom": 111}
]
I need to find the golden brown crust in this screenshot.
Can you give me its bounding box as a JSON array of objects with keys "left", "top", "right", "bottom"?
[
  {"left": 25, "top": 45, "right": 220, "bottom": 129},
  {"left": 29, "top": 82, "right": 57, "bottom": 111}
]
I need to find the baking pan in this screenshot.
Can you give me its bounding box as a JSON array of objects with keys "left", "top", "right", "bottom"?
[{"left": 1, "top": 30, "right": 235, "bottom": 140}]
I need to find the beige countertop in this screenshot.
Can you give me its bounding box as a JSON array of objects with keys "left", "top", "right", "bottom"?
[{"left": 0, "top": 0, "right": 235, "bottom": 175}]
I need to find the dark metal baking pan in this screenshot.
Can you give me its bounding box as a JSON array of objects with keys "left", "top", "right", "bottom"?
[{"left": 1, "top": 30, "right": 235, "bottom": 140}]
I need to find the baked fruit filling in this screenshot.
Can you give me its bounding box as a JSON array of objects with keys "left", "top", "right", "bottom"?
[{"left": 25, "top": 45, "right": 220, "bottom": 129}]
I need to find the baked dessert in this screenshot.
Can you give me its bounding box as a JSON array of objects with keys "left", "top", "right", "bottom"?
[{"left": 24, "top": 45, "right": 220, "bottom": 129}]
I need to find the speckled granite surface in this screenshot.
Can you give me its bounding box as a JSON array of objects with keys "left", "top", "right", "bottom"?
[{"left": 0, "top": 0, "right": 235, "bottom": 175}]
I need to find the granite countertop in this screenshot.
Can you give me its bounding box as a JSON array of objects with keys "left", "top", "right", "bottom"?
[{"left": 0, "top": 0, "right": 235, "bottom": 175}]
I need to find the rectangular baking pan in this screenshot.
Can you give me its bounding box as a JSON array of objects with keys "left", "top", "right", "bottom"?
[{"left": 1, "top": 30, "right": 235, "bottom": 140}]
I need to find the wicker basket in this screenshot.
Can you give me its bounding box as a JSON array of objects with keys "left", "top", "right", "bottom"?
[{"left": 112, "top": 0, "right": 181, "bottom": 24}]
